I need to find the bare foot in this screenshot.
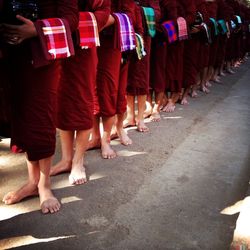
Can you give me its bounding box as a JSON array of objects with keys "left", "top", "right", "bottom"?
[
  {"left": 3, "top": 182, "right": 38, "bottom": 205},
  {"left": 101, "top": 142, "right": 117, "bottom": 159},
  {"left": 205, "top": 81, "right": 212, "bottom": 87},
  {"left": 220, "top": 72, "right": 226, "bottom": 77},
  {"left": 87, "top": 138, "right": 101, "bottom": 150},
  {"left": 181, "top": 97, "right": 189, "bottom": 105},
  {"left": 50, "top": 160, "right": 72, "bottom": 176},
  {"left": 226, "top": 69, "right": 235, "bottom": 74},
  {"left": 143, "top": 108, "right": 152, "bottom": 119},
  {"left": 162, "top": 102, "right": 176, "bottom": 113},
  {"left": 117, "top": 128, "right": 132, "bottom": 146},
  {"left": 149, "top": 112, "right": 161, "bottom": 122},
  {"left": 123, "top": 119, "right": 136, "bottom": 128},
  {"left": 39, "top": 187, "right": 60, "bottom": 214},
  {"left": 69, "top": 165, "right": 87, "bottom": 185},
  {"left": 201, "top": 85, "right": 210, "bottom": 94},
  {"left": 191, "top": 90, "right": 198, "bottom": 98},
  {"left": 137, "top": 120, "right": 149, "bottom": 132}
]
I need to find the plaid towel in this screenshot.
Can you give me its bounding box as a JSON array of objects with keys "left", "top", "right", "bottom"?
[
  {"left": 142, "top": 7, "right": 156, "bottom": 38},
  {"left": 177, "top": 17, "right": 188, "bottom": 41},
  {"left": 113, "top": 13, "right": 136, "bottom": 52},
  {"left": 37, "top": 18, "right": 73, "bottom": 60},
  {"left": 217, "top": 19, "right": 228, "bottom": 35},
  {"left": 135, "top": 33, "right": 146, "bottom": 60},
  {"left": 78, "top": 12, "right": 100, "bottom": 49},
  {"left": 210, "top": 18, "right": 219, "bottom": 36},
  {"left": 161, "top": 20, "right": 178, "bottom": 44}
]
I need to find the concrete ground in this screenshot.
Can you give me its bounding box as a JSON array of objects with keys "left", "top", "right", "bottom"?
[{"left": 0, "top": 60, "right": 250, "bottom": 250}]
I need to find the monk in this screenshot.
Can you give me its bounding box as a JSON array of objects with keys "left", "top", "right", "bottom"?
[
  {"left": 125, "top": 0, "right": 160, "bottom": 132},
  {"left": 1, "top": 0, "right": 79, "bottom": 213},
  {"left": 90, "top": 0, "right": 137, "bottom": 159},
  {"left": 161, "top": 0, "right": 195, "bottom": 111},
  {"left": 147, "top": 0, "right": 177, "bottom": 121},
  {"left": 50, "top": 1, "right": 110, "bottom": 184}
]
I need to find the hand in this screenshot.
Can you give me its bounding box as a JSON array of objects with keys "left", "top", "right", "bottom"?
[{"left": 3, "top": 15, "right": 37, "bottom": 45}]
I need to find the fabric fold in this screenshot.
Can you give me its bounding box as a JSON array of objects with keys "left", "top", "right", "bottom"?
[
  {"left": 78, "top": 11, "right": 100, "bottom": 49},
  {"left": 135, "top": 33, "right": 146, "bottom": 60},
  {"left": 161, "top": 20, "right": 178, "bottom": 44},
  {"left": 177, "top": 17, "right": 188, "bottom": 41},
  {"left": 142, "top": 7, "right": 156, "bottom": 38},
  {"left": 35, "top": 18, "right": 74, "bottom": 60},
  {"left": 112, "top": 13, "right": 136, "bottom": 52}
]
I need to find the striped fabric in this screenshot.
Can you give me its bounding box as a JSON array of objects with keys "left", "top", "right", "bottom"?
[
  {"left": 40, "top": 18, "right": 72, "bottom": 59},
  {"left": 177, "top": 17, "right": 188, "bottom": 41},
  {"left": 113, "top": 13, "right": 136, "bottom": 52},
  {"left": 142, "top": 7, "right": 156, "bottom": 38},
  {"left": 78, "top": 12, "right": 100, "bottom": 49},
  {"left": 161, "top": 20, "right": 178, "bottom": 44},
  {"left": 135, "top": 33, "right": 146, "bottom": 60},
  {"left": 210, "top": 18, "right": 219, "bottom": 36},
  {"left": 217, "top": 19, "right": 228, "bottom": 35}
]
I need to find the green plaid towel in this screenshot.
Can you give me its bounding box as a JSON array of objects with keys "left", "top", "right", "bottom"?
[
  {"left": 135, "top": 33, "right": 146, "bottom": 60},
  {"left": 142, "top": 7, "right": 156, "bottom": 38},
  {"left": 210, "top": 18, "right": 219, "bottom": 36}
]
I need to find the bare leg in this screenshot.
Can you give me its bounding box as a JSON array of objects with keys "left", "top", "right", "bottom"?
[
  {"left": 144, "top": 92, "right": 153, "bottom": 118},
  {"left": 123, "top": 95, "right": 136, "bottom": 128},
  {"left": 150, "top": 91, "right": 163, "bottom": 122},
  {"left": 181, "top": 87, "right": 191, "bottom": 105},
  {"left": 69, "top": 129, "right": 90, "bottom": 185},
  {"left": 88, "top": 116, "right": 101, "bottom": 150},
  {"left": 116, "top": 113, "right": 132, "bottom": 145},
  {"left": 137, "top": 95, "right": 149, "bottom": 132},
  {"left": 3, "top": 159, "right": 39, "bottom": 205},
  {"left": 39, "top": 156, "right": 60, "bottom": 214},
  {"left": 200, "top": 67, "right": 210, "bottom": 93},
  {"left": 102, "top": 116, "right": 116, "bottom": 159},
  {"left": 50, "top": 130, "right": 74, "bottom": 176}
]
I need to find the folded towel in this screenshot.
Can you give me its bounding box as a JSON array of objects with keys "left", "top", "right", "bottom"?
[
  {"left": 142, "top": 7, "right": 156, "bottom": 38},
  {"left": 161, "top": 20, "right": 178, "bottom": 44},
  {"left": 78, "top": 12, "right": 100, "bottom": 49},
  {"left": 177, "top": 17, "right": 188, "bottom": 41}
]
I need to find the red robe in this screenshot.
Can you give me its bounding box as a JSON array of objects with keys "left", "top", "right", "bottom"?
[
  {"left": 150, "top": 0, "right": 177, "bottom": 93},
  {"left": 127, "top": 0, "right": 161, "bottom": 96},
  {"left": 94, "top": 0, "right": 137, "bottom": 117},
  {"left": 5, "top": 0, "right": 78, "bottom": 161},
  {"left": 57, "top": 0, "right": 110, "bottom": 131},
  {"left": 168, "top": 0, "right": 196, "bottom": 91},
  {"left": 196, "top": 0, "right": 210, "bottom": 71}
]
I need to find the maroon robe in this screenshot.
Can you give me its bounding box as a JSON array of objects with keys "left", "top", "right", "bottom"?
[
  {"left": 150, "top": 0, "right": 177, "bottom": 93},
  {"left": 127, "top": 0, "right": 160, "bottom": 96},
  {"left": 94, "top": 0, "right": 137, "bottom": 117},
  {"left": 57, "top": 0, "right": 110, "bottom": 131},
  {"left": 182, "top": 0, "right": 199, "bottom": 88},
  {"left": 4, "top": 1, "right": 78, "bottom": 161}
]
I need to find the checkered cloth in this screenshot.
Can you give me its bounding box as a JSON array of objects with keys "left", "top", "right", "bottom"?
[
  {"left": 142, "top": 7, "right": 156, "bottom": 38},
  {"left": 177, "top": 17, "right": 188, "bottom": 41},
  {"left": 210, "top": 18, "right": 219, "bottom": 36},
  {"left": 161, "top": 20, "right": 178, "bottom": 44},
  {"left": 38, "top": 18, "right": 73, "bottom": 60},
  {"left": 78, "top": 12, "right": 100, "bottom": 49},
  {"left": 135, "top": 33, "right": 146, "bottom": 60},
  {"left": 217, "top": 19, "right": 228, "bottom": 35},
  {"left": 113, "top": 13, "right": 136, "bottom": 52}
]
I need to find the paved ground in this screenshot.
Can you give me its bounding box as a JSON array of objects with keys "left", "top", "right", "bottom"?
[{"left": 0, "top": 60, "right": 250, "bottom": 250}]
